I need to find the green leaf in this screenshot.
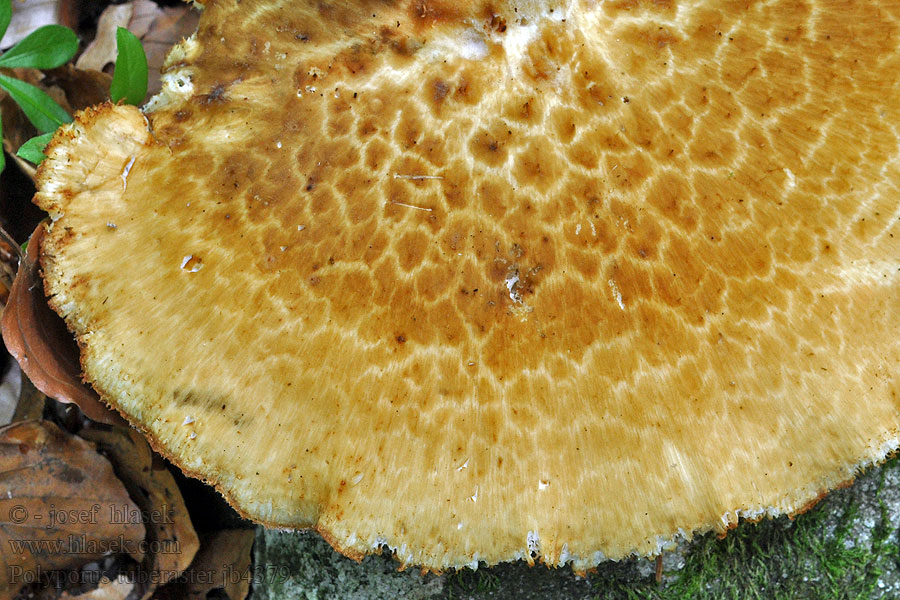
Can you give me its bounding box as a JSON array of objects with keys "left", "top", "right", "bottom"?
[
  {"left": 16, "top": 132, "right": 53, "bottom": 165},
  {"left": 110, "top": 28, "right": 148, "bottom": 106},
  {"left": 0, "top": 25, "right": 78, "bottom": 69},
  {"left": 0, "top": 74, "right": 71, "bottom": 133},
  {"left": 0, "top": 0, "right": 11, "bottom": 43}
]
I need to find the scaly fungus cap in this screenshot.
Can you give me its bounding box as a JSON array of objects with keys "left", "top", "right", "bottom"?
[{"left": 33, "top": 0, "right": 900, "bottom": 571}]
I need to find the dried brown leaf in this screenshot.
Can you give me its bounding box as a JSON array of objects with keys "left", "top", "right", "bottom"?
[
  {"left": 140, "top": 6, "right": 199, "bottom": 96},
  {"left": 80, "top": 425, "right": 199, "bottom": 598},
  {"left": 76, "top": 0, "right": 199, "bottom": 96},
  {"left": 59, "top": 575, "right": 135, "bottom": 600},
  {"left": 0, "top": 0, "right": 78, "bottom": 49},
  {"left": 75, "top": 3, "right": 138, "bottom": 73},
  {"left": 0, "top": 363, "right": 44, "bottom": 427},
  {"left": 11, "top": 375, "right": 46, "bottom": 423},
  {"left": 44, "top": 65, "right": 114, "bottom": 113},
  {"left": 0, "top": 362, "right": 20, "bottom": 426},
  {"left": 1, "top": 223, "right": 123, "bottom": 425},
  {"left": 0, "top": 420, "right": 145, "bottom": 599},
  {"left": 153, "top": 529, "right": 255, "bottom": 600}
]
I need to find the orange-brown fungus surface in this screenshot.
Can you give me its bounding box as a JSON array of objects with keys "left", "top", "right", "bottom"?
[{"left": 34, "top": 0, "right": 900, "bottom": 570}]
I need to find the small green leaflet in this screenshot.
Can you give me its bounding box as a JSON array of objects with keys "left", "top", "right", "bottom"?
[
  {"left": 110, "top": 28, "right": 148, "bottom": 106},
  {"left": 0, "top": 75, "right": 71, "bottom": 133},
  {"left": 0, "top": 0, "right": 78, "bottom": 175},
  {"left": 16, "top": 132, "right": 54, "bottom": 165},
  {"left": 0, "top": 74, "right": 71, "bottom": 133},
  {"left": 0, "top": 0, "right": 10, "bottom": 43},
  {"left": 0, "top": 25, "right": 78, "bottom": 69}
]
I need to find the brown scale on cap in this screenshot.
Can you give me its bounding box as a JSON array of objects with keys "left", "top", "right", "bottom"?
[{"left": 33, "top": 0, "right": 900, "bottom": 571}]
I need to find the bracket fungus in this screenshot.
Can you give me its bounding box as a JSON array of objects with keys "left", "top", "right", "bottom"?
[{"left": 29, "top": 0, "right": 900, "bottom": 571}]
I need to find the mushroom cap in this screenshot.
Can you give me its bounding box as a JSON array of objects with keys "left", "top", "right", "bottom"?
[{"left": 34, "top": 0, "right": 900, "bottom": 570}]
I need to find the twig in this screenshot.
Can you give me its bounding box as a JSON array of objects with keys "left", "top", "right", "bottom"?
[
  {"left": 393, "top": 173, "right": 444, "bottom": 180},
  {"left": 389, "top": 201, "right": 432, "bottom": 212}
]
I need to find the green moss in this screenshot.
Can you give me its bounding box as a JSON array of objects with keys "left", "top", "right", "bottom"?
[{"left": 252, "top": 456, "right": 900, "bottom": 599}]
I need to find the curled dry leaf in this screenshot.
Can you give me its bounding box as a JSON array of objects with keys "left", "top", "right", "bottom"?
[
  {"left": 0, "top": 0, "right": 78, "bottom": 49},
  {"left": 80, "top": 424, "right": 199, "bottom": 598},
  {"left": 153, "top": 529, "right": 255, "bottom": 600},
  {"left": 1, "top": 223, "right": 123, "bottom": 424},
  {"left": 0, "top": 420, "right": 145, "bottom": 599}
]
